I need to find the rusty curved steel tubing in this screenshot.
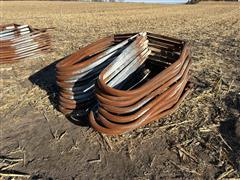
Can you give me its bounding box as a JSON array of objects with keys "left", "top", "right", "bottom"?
[
  {"left": 59, "top": 98, "right": 95, "bottom": 110},
  {"left": 97, "top": 85, "right": 185, "bottom": 126},
  {"left": 58, "top": 106, "right": 74, "bottom": 115},
  {"left": 88, "top": 87, "right": 191, "bottom": 135},
  {"left": 0, "top": 30, "right": 51, "bottom": 43},
  {"left": 147, "top": 37, "right": 181, "bottom": 48},
  {"left": 99, "top": 80, "right": 190, "bottom": 129},
  {"left": 0, "top": 30, "right": 50, "bottom": 45},
  {"left": 59, "top": 90, "right": 95, "bottom": 103},
  {"left": 95, "top": 68, "right": 190, "bottom": 125},
  {"left": 0, "top": 42, "right": 51, "bottom": 58},
  {"left": 56, "top": 34, "right": 138, "bottom": 73},
  {"left": 5, "top": 36, "right": 51, "bottom": 47},
  {"left": 58, "top": 97, "right": 96, "bottom": 116},
  {"left": 59, "top": 96, "right": 96, "bottom": 109},
  {"left": 90, "top": 88, "right": 189, "bottom": 135},
  {"left": 0, "top": 42, "right": 51, "bottom": 55},
  {"left": 0, "top": 34, "right": 50, "bottom": 50},
  {"left": 55, "top": 32, "right": 191, "bottom": 134},
  {"left": 0, "top": 23, "right": 19, "bottom": 29},
  {"left": 0, "top": 26, "right": 31, "bottom": 39},
  {"left": 0, "top": 46, "right": 51, "bottom": 64},
  {"left": 56, "top": 69, "right": 101, "bottom": 88},
  {"left": 97, "top": 71, "right": 189, "bottom": 124},
  {"left": 0, "top": 24, "right": 52, "bottom": 64},
  {"left": 0, "top": 49, "right": 50, "bottom": 64},
  {"left": 105, "top": 38, "right": 148, "bottom": 81},
  {"left": 88, "top": 33, "right": 191, "bottom": 135},
  {"left": 109, "top": 49, "right": 150, "bottom": 88},
  {"left": 56, "top": 43, "right": 115, "bottom": 77},
  {"left": 98, "top": 58, "right": 191, "bottom": 115},
  {"left": 59, "top": 90, "right": 94, "bottom": 102},
  {"left": 59, "top": 99, "right": 94, "bottom": 109},
  {"left": 104, "top": 49, "right": 150, "bottom": 88},
  {"left": 56, "top": 34, "right": 140, "bottom": 78},
  {"left": 95, "top": 58, "right": 187, "bottom": 106},
  {"left": 58, "top": 104, "right": 89, "bottom": 116},
  {"left": 56, "top": 33, "right": 141, "bottom": 115},
  {"left": 0, "top": 38, "right": 51, "bottom": 53},
  {"left": 95, "top": 53, "right": 190, "bottom": 107},
  {"left": 55, "top": 36, "right": 138, "bottom": 88},
  {"left": 58, "top": 92, "right": 94, "bottom": 104},
  {"left": 102, "top": 41, "right": 187, "bottom": 87},
  {"left": 145, "top": 86, "right": 191, "bottom": 124},
  {"left": 147, "top": 32, "right": 185, "bottom": 45},
  {"left": 59, "top": 80, "right": 96, "bottom": 94},
  {"left": 96, "top": 82, "right": 188, "bottom": 130},
  {"left": 100, "top": 35, "right": 148, "bottom": 83},
  {"left": 114, "top": 32, "right": 184, "bottom": 46},
  {"left": 0, "top": 45, "right": 51, "bottom": 61},
  {"left": 90, "top": 79, "right": 190, "bottom": 134},
  {"left": 0, "top": 24, "right": 51, "bottom": 37},
  {"left": 56, "top": 37, "right": 136, "bottom": 93},
  {"left": 57, "top": 42, "right": 116, "bottom": 99},
  {"left": 56, "top": 50, "right": 121, "bottom": 82},
  {"left": 138, "top": 87, "right": 191, "bottom": 127},
  {"left": 105, "top": 42, "right": 150, "bottom": 87},
  {"left": 97, "top": 44, "right": 189, "bottom": 98},
  {"left": 0, "top": 35, "right": 51, "bottom": 52},
  {"left": 56, "top": 36, "right": 114, "bottom": 68}
]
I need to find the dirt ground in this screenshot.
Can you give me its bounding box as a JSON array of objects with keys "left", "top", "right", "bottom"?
[{"left": 0, "top": 1, "right": 240, "bottom": 179}]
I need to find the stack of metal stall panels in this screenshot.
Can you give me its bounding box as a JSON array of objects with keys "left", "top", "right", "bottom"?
[
  {"left": 89, "top": 32, "right": 192, "bottom": 135},
  {"left": 56, "top": 33, "right": 141, "bottom": 119},
  {"left": 0, "top": 24, "right": 51, "bottom": 64}
]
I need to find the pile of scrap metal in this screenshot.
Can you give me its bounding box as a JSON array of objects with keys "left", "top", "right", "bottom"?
[
  {"left": 0, "top": 24, "right": 52, "bottom": 64},
  {"left": 56, "top": 32, "right": 192, "bottom": 135}
]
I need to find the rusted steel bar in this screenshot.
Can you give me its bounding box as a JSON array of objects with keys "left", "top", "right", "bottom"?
[
  {"left": 89, "top": 32, "right": 191, "bottom": 135},
  {"left": 0, "top": 24, "right": 52, "bottom": 64}
]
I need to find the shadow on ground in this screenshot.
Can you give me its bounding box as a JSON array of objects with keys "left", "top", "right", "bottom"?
[
  {"left": 29, "top": 60, "right": 59, "bottom": 109},
  {"left": 28, "top": 58, "right": 89, "bottom": 127},
  {"left": 219, "top": 91, "right": 240, "bottom": 170}
]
